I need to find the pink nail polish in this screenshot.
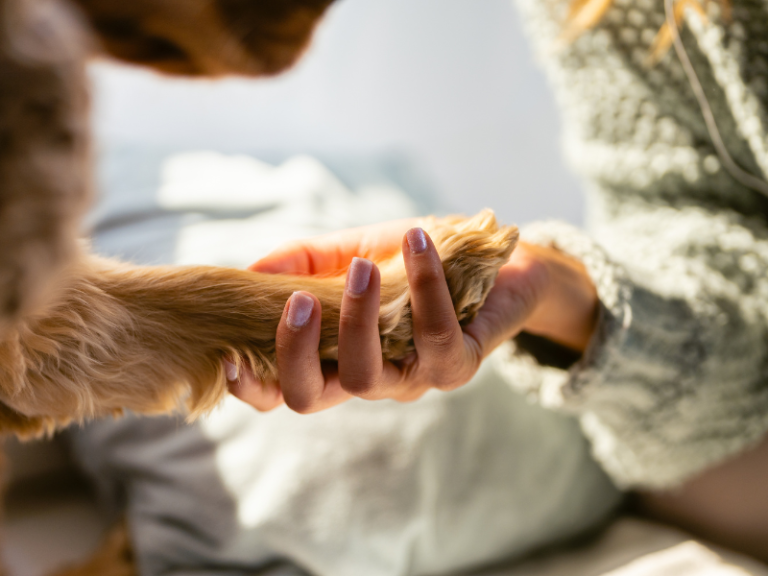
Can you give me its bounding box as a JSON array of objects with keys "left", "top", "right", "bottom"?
[
  {"left": 406, "top": 228, "right": 428, "bottom": 254},
  {"left": 287, "top": 292, "right": 314, "bottom": 329},
  {"left": 346, "top": 257, "right": 373, "bottom": 296}
]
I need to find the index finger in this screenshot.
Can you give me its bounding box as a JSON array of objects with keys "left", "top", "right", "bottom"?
[
  {"left": 249, "top": 218, "right": 421, "bottom": 275},
  {"left": 403, "top": 228, "right": 474, "bottom": 389}
]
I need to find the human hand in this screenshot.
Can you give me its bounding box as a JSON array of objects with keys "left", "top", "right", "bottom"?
[
  {"left": 224, "top": 218, "right": 418, "bottom": 411},
  {"left": 227, "top": 220, "right": 599, "bottom": 413}
]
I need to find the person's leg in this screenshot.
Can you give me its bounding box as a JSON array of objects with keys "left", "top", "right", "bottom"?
[{"left": 636, "top": 433, "right": 768, "bottom": 563}]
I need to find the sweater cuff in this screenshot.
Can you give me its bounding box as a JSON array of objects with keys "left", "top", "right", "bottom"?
[
  {"left": 504, "top": 220, "right": 633, "bottom": 412},
  {"left": 497, "top": 221, "right": 768, "bottom": 489}
]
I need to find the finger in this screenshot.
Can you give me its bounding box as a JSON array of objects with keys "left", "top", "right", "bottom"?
[
  {"left": 224, "top": 355, "right": 285, "bottom": 411},
  {"left": 316, "top": 362, "right": 358, "bottom": 406},
  {"left": 249, "top": 244, "right": 317, "bottom": 275},
  {"left": 227, "top": 372, "right": 285, "bottom": 412},
  {"left": 276, "top": 292, "right": 351, "bottom": 413},
  {"left": 224, "top": 356, "right": 284, "bottom": 411},
  {"left": 403, "top": 228, "right": 472, "bottom": 388},
  {"left": 337, "top": 258, "right": 402, "bottom": 398}
]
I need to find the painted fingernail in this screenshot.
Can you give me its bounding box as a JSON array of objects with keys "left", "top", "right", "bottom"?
[
  {"left": 346, "top": 257, "right": 373, "bottom": 296},
  {"left": 287, "top": 292, "right": 314, "bottom": 329},
  {"left": 406, "top": 228, "right": 428, "bottom": 254},
  {"left": 223, "top": 359, "right": 238, "bottom": 382}
]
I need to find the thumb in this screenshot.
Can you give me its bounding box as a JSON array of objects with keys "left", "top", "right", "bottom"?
[
  {"left": 249, "top": 245, "right": 314, "bottom": 275},
  {"left": 462, "top": 258, "right": 547, "bottom": 358}
]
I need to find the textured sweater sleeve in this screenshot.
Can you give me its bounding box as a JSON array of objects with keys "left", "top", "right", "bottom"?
[{"left": 502, "top": 0, "right": 768, "bottom": 489}]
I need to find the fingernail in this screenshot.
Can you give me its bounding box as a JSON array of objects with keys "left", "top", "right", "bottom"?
[
  {"left": 224, "top": 359, "right": 238, "bottom": 382},
  {"left": 346, "top": 257, "right": 373, "bottom": 296},
  {"left": 406, "top": 228, "right": 428, "bottom": 254},
  {"left": 287, "top": 292, "right": 314, "bottom": 329}
]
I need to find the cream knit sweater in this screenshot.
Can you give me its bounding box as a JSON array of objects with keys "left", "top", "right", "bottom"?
[{"left": 502, "top": 0, "right": 768, "bottom": 489}]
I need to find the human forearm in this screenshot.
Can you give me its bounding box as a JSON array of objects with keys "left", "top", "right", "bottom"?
[{"left": 510, "top": 241, "right": 599, "bottom": 353}]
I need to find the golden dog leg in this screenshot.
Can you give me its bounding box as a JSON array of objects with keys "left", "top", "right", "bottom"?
[{"left": 0, "top": 212, "right": 517, "bottom": 438}]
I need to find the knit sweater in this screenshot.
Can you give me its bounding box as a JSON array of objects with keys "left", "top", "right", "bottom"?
[{"left": 501, "top": 0, "right": 768, "bottom": 489}]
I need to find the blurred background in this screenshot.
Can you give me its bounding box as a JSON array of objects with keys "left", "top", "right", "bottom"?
[{"left": 89, "top": 0, "right": 583, "bottom": 228}]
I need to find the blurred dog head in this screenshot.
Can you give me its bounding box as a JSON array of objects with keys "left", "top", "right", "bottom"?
[
  {"left": 70, "top": 0, "right": 336, "bottom": 76},
  {"left": 0, "top": 0, "right": 334, "bottom": 338}
]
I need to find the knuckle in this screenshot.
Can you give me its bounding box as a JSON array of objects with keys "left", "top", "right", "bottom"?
[
  {"left": 340, "top": 374, "right": 378, "bottom": 396},
  {"left": 420, "top": 325, "right": 458, "bottom": 350},
  {"left": 425, "top": 352, "right": 476, "bottom": 391},
  {"left": 253, "top": 399, "right": 282, "bottom": 412},
  {"left": 434, "top": 371, "right": 467, "bottom": 391},
  {"left": 275, "top": 338, "right": 294, "bottom": 358},
  {"left": 429, "top": 371, "right": 460, "bottom": 390},
  {"left": 280, "top": 378, "right": 318, "bottom": 414},
  {"left": 339, "top": 310, "right": 371, "bottom": 332},
  {"left": 409, "top": 266, "right": 443, "bottom": 293},
  {"left": 275, "top": 333, "right": 306, "bottom": 359},
  {"left": 283, "top": 392, "right": 316, "bottom": 414},
  {"left": 396, "top": 385, "right": 429, "bottom": 403},
  {"left": 463, "top": 342, "right": 483, "bottom": 375}
]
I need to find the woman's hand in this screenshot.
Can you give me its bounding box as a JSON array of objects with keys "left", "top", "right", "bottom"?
[{"left": 227, "top": 220, "right": 599, "bottom": 413}]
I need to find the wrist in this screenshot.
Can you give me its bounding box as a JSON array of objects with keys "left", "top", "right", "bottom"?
[{"left": 515, "top": 242, "right": 599, "bottom": 353}]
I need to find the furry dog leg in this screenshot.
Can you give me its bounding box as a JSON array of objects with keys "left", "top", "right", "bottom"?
[
  {"left": 0, "top": 211, "right": 517, "bottom": 437},
  {"left": 0, "top": 0, "right": 92, "bottom": 337}
]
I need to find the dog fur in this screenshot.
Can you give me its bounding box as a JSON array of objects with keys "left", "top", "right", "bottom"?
[{"left": 0, "top": 0, "right": 518, "bottom": 573}]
